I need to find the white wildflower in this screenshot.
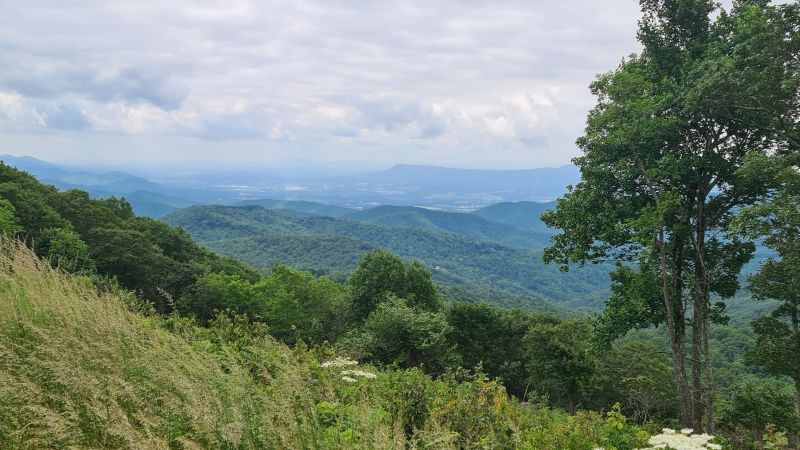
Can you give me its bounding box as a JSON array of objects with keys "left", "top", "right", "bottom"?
[
  {"left": 643, "top": 428, "right": 720, "bottom": 450},
  {"left": 341, "top": 376, "right": 357, "bottom": 383},
  {"left": 321, "top": 357, "right": 358, "bottom": 368},
  {"left": 340, "top": 369, "right": 377, "bottom": 379}
]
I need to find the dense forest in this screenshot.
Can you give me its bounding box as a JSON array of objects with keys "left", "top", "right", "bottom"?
[
  {"left": 1, "top": 0, "right": 799, "bottom": 449},
  {"left": 163, "top": 204, "right": 611, "bottom": 309}
]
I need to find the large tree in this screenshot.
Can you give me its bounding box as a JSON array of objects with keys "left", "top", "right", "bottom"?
[
  {"left": 542, "top": 0, "right": 796, "bottom": 431},
  {"left": 735, "top": 154, "right": 800, "bottom": 446}
]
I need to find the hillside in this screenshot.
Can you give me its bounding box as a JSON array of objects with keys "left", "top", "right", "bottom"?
[
  {"left": 0, "top": 240, "right": 655, "bottom": 449},
  {"left": 472, "top": 201, "right": 557, "bottom": 234},
  {"left": 164, "top": 205, "right": 611, "bottom": 309},
  {"left": 342, "top": 205, "right": 552, "bottom": 249},
  {"left": 237, "top": 198, "right": 354, "bottom": 217},
  {"left": 0, "top": 241, "right": 322, "bottom": 448}
]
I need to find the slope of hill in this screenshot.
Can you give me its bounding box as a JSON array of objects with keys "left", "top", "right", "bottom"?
[
  {"left": 237, "top": 198, "right": 353, "bottom": 217},
  {"left": 0, "top": 241, "right": 322, "bottom": 448},
  {"left": 343, "top": 205, "right": 552, "bottom": 249},
  {"left": 1, "top": 155, "right": 197, "bottom": 217},
  {"left": 472, "top": 201, "right": 557, "bottom": 234},
  {"left": 164, "top": 205, "right": 611, "bottom": 309},
  {"left": 0, "top": 240, "right": 644, "bottom": 449}
]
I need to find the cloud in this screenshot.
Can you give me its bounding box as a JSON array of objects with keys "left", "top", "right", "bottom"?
[
  {"left": 0, "top": 0, "right": 646, "bottom": 167},
  {"left": 1, "top": 67, "right": 188, "bottom": 110}
]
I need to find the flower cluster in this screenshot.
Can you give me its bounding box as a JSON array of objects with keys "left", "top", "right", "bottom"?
[
  {"left": 340, "top": 369, "right": 377, "bottom": 379},
  {"left": 320, "top": 357, "right": 358, "bottom": 368},
  {"left": 321, "top": 357, "right": 377, "bottom": 383},
  {"left": 644, "top": 428, "right": 722, "bottom": 450}
]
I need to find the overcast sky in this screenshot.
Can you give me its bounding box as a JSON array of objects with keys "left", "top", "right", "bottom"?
[{"left": 0, "top": 0, "right": 645, "bottom": 170}]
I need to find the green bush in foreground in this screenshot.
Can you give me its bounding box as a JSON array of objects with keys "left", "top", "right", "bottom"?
[{"left": 0, "top": 239, "right": 651, "bottom": 449}]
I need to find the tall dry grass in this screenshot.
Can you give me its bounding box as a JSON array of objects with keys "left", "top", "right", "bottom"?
[{"left": 0, "top": 239, "right": 404, "bottom": 449}]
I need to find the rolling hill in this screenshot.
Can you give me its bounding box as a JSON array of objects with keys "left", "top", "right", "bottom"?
[
  {"left": 472, "top": 201, "right": 557, "bottom": 234},
  {"left": 163, "top": 205, "right": 611, "bottom": 309},
  {"left": 342, "top": 205, "right": 552, "bottom": 249},
  {"left": 237, "top": 198, "right": 354, "bottom": 217}
]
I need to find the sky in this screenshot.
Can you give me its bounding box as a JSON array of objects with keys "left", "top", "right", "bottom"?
[{"left": 0, "top": 0, "right": 646, "bottom": 171}]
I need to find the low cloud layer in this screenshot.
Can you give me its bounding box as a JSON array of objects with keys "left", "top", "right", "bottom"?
[{"left": 0, "top": 0, "right": 644, "bottom": 168}]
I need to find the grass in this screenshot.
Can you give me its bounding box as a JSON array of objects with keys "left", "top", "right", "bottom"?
[{"left": 0, "top": 239, "right": 652, "bottom": 449}]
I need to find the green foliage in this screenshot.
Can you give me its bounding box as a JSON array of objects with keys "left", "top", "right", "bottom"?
[
  {"left": 0, "top": 242, "right": 656, "bottom": 449},
  {"left": 42, "top": 228, "right": 95, "bottom": 274},
  {"left": 356, "top": 297, "right": 456, "bottom": 371},
  {"left": 594, "top": 341, "right": 678, "bottom": 423},
  {"left": 0, "top": 162, "right": 256, "bottom": 313},
  {"left": 349, "top": 249, "right": 408, "bottom": 321},
  {"left": 164, "top": 205, "right": 613, "bottom": 308},
  {"left": 719, "top": 377, "right": 798, "bottom": 436},
  {"left": 0, "top": 198, "right": 21, "bottom": 236},
  {"left": 255, "top": 265, "right": 351, "bottom": 345},
  {"left": 404, "top": 260, "right": 441, "bottom": 311},
  {"left": 178, "top": 273, "right": 258, "bottom": 324},
  {"left": 542, "top": 0, "right": 798, "bottom": 430},
  {"left": 446, "top": 302, "right": 532, "bottom": 397},
  {"left": 525, "top": 315, "right": 596, "bottom": 413}
]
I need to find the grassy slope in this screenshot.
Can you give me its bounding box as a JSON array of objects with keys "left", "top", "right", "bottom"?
[
  {"left": 0, "top": 242, "right": 400, "bottom": 448},
  {"left": 0, "top": 241, "right": 650, "bottom": 449}
]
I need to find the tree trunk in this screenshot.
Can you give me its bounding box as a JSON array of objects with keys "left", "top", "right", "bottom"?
[
  {"left": 691, "top": 190, "right": 713, "bottom": 433},
  {"left": 658, "top": 227, "right": 693, "bottom": 427},
  {"left": 794, "top": 379, "right": 800, "bottom": 450},
  {"left": 691, "top": 308, "right": 704, "bottom": 432},
  {"left": 791, "top": 307, "right": 799, "bottom": 450}
]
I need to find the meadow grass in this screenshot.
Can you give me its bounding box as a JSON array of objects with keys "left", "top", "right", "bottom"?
[{"left": 0, "top": 239, "right": 652, "bottom": 449}]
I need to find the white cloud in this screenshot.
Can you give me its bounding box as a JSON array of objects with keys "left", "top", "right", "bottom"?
[{"left": 0, "top": 0, "right": 645, "bottom": 168}]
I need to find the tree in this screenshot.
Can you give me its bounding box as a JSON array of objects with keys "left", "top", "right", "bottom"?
[
  {"left": 358, "top": 296, "right": 456, "bottom": 371},
  {"left": 405, "top": 260, "right": 441, "bottom": 311},
  {"left": 349, "top": 250, "right": 441, "bottom": 321},
  {"left": 719, "top": 377, "right": 799, "bottom": 442},
  {"left": 446, "top": 302, "right": 531, "bottom": 398},
  {"left": 594, "top": 341, "right": 678, "bottom": 423},
  {"left": 0, "top": 198, "right": 21, "bottom": 236},
  {"left": 524, "top": 316, "right": 595, "bottom": 413},
  {"left": 735, "top": 154, "right": 800, "bottom": 446},
  {"left": 350, "top": 249, "right": 407, "bottom": 321},
  {"left": 178, "top": 273, "right": 259, "bottom": 324},
  {"left": 42, "top": 228, "right": 95, "bottom": 274},
  {"left": 254, "top": 264, "right": 351, "bottom": 345},
  {"left": 542, "top": 0, "right": 793, "bottom": 430}
]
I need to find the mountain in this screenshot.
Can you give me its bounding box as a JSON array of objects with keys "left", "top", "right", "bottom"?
[
  {"left": 352, "top": 164, "right": 579, "bottom": 198},
  {"left": 472, "top": 201, "right": 557, "bottom": 234},
  {"left": 343, "top": 205, "right": 552, "bottom": 249},
  {"left": 287, "top": 164, "right": 581, "bottom": 210},
  {"left": 163, "top": 205, "right": 611, "bottom": 309},
  {"left": 0, "top": 155, "right": 196, "bottom": 217},
  {"left": 236, "top": 198, "right": 353, "bottom": 217},
  {"left": 0, "top": 155, "right": 581, "bottom": 212}
]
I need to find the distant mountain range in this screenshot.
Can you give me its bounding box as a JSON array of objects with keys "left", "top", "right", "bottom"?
[{"left": 0, "top": 154, "right": 578, "bottom": 213}]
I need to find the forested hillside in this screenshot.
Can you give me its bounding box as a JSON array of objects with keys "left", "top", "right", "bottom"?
[
  {"left": 343, "top": 204, "right": 553, "bottom": 249},
  {"left": 472, "top": 201, "right": 557, "bottom": 234},
  {"left": 164, "top": 204, "right": 612, "bottom": 309},
  {"left": 0, "top": 239, "right": 664, "bottom": 449}
]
